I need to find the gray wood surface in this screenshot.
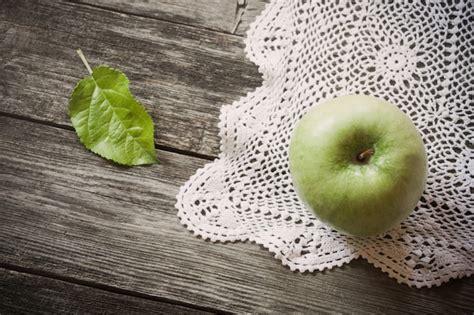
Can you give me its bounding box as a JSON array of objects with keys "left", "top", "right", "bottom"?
[
  {"left": 1, "top": 116, "right": 473, "bottom": 314},
  {"left": 0, "top": 268, "right": 211, "bottom": 314},
  {"left": 0, "top": 0, "right": 261, "bottom": 158},
  {"left": 1, "top": 0, "right": 473, "bottom": 313},
  {"left": 75, "top": 0, "right": 269, "bottom": 35}
]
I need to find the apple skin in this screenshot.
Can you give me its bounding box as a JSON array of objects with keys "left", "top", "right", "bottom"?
[{"left": 289, "top": 94, "right": 427, "bottom": 237}]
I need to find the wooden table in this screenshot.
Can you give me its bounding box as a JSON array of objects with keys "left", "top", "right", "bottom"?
[{"left": 0, "top": 1, "right": 473, "bottom": 313}]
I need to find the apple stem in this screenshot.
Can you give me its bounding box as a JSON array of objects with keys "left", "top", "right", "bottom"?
[{"left": 357, "top": 148, "right": 375, "bottom": 162}]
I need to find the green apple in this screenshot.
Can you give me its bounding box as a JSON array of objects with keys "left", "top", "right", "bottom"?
[{"left": 289, "top": 94, "right": 427, "bottom": 237}]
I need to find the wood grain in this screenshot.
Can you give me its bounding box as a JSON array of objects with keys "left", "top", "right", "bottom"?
[
  {"left": 0, "top": 0, "right": 262, "bottom": 157},
  {"left": 1, "top": 115, "right": 473, "bottom": 314},
  {"left": 0, "top": 268, "right": 211, "bottom": 314},
  {"left": 74, "top": 0, "right": 269, "bottom": 35}
]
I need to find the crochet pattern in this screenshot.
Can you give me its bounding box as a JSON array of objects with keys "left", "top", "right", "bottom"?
[{"left": 176, "top": 0, "right": 473, "bottom": 287}]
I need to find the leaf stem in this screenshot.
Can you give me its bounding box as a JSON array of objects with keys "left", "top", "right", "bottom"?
[{"left": 76, "top": 49, "right": 93, "bottom": 75}]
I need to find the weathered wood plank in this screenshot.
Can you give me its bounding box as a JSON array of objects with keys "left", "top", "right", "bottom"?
[
  {"left": 74, "top": 0, "right": 268, "bottom": 36},
  {"left": 0, "top": 0, "right": 262, "bottom": 157},
  {"left": 0, "top": 115, "right": 473, "bottom": 313},
  {"left": 237, "top": 0, "right": 269, "bottom": 36},
  {"left": 0, "top": 268, "right": 211, "bottom": 314}
]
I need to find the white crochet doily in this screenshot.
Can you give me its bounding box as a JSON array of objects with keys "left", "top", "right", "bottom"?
[{"left": 176, "top": 0, "right": 473, "bottom": 287}]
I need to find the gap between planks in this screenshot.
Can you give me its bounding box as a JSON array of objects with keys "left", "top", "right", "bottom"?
[
  {"left": 0, "top": 262, "right": 224, "bottom": 314},
  {"left": 65, "top": 0, "right": 247, "bottom": 37},
  {"left": 0, "top": 112, "right": 216, "bottom": 161}
]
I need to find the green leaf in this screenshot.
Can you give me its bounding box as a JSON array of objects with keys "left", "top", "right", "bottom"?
[{"left": 69, "top": 50, "right": 158, "bottom": 166}]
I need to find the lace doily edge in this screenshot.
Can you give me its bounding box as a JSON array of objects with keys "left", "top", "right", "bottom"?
[{"left": 175, "top": 204, "right": 473, "bottom": 288}]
